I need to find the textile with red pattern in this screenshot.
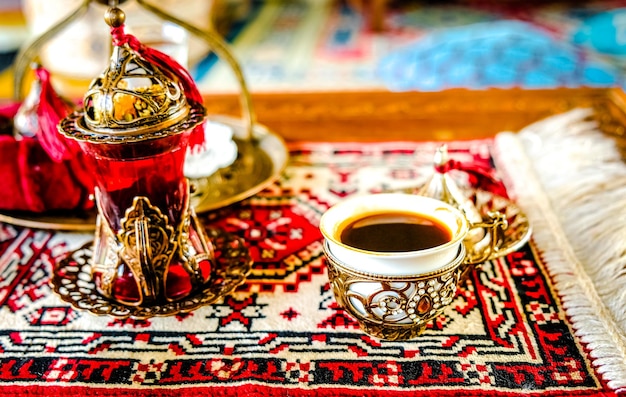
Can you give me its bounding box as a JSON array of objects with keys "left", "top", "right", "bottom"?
[
  {"left": 0, "top": 139, "right": 620, "bottom": 397},
  {"left": 0, "top": 103, "right": 92, "bottom": 212}
]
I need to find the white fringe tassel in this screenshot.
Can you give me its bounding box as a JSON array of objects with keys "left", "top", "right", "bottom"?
[{"left": 494, "top": 108, "right": 626, "bottom": 393}]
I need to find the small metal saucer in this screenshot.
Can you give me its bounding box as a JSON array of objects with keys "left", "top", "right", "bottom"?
[
  {"left": 465, "top": 189, "right": 531, "bottom": 260},
  {"left": 402, "top": 187, "right": 531, "bottom": 261},
  {"left": 51, "top": 227, "right": 252, "bottom": 319},
  {"left": 0, "top": 209, "right": 97, "bottom": 231}
]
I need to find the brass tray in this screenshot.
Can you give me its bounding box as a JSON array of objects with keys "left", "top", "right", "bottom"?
[
  {"left": 190, "top": 115, "right": 289, "bottom": 213},
  {"left": 0, "top": 116, "right": 288, "bottom": 231},
  {"left": 51, "top": 227, "right": 252, "bottom": 319}
]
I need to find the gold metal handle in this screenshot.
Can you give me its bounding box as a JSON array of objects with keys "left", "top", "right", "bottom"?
[
  {"left": 135, "top": 0, "right": 256, "bottom": 142},
  {"left": 13, "top": 0, "right": 256, "bottom": 142},
  {"left": 13, "top": 0, "right": 91, "bottom": 101},
  {"left": 457, "top": 210, "right": 508, "bottom": 284},
  {"left": 465, "top": 211, "right": 508, "bottom": 265}
]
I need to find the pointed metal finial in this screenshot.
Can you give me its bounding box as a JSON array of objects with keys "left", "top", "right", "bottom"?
[{"left": 104, "top": 7, "right": 126, "bottom": 28}]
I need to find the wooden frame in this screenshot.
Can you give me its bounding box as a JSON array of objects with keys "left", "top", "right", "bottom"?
[{"left": 203, "top": 87, "right": 626, "bottom": 144}]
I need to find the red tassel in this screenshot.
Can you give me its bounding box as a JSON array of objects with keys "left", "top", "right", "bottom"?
[
  {"left": 33, "top": 66, "right": 79, "bottom": 162},
  {"left": 110, "top": 25, "right": 205, "bottom": 149},
  {"left": 0, "top": 102, "right": 95, "bottom": 213},
  {"left": 444, "top": 160, "right": 509, "bottom": 199},
  {"left": 33, "top": 67, "right": 94, "bottom": 204}
]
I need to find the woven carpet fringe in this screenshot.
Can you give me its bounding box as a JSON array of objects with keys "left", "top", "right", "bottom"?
[{"left": 493, "top": 108, "right": 626, "bottom": 393}]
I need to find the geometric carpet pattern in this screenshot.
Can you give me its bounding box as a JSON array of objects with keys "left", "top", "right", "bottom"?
[{"left": 0, "top": 140, "right": 614, "bottom": 396}]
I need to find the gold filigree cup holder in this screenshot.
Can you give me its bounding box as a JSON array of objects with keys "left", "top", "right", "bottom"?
[
  {"left": 51, "top": 227, "right": 252, "bottom": 319},
  {"left": 323, "top": 189, "right": 531, "bottom": 341},
  {"left": 324, "top": 242, "right": 467, "bottom": 341}
]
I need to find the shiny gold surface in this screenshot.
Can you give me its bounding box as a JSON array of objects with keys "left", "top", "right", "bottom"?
[
  {"left": 60, "top": 103, "right": 205, "bottom": 143},
  {"left": 323, "top": 188, "right": 531, "bottom": 340},
  {"left": 81, "top": 43, "right": 190, "bottom": 135},
  {"left": 464, "top": 210, "right": 508, "bottom": 267},
  {"left": 190, "top": 115, "right": 289, "bottom": 213},
  {"left": 51, "top": 227, "right": 252, "bottom": 319},
  {"left": 463, "top": 189, "right": 531, "bottom": 261},
  {"left": 324, "top": 243, "right": 466, "bottom": 341},
  {"left": 59, "top": 34, "right": 206, "bottom": 143},
  {"left": 99, "top": 196, "right": 180, "bottom": 305},
  {"left": 92, "top": 190, "right": 217, "bottom": 306},
  {"left": 104, "top": 6, "right": 126, "bottom": 27}
]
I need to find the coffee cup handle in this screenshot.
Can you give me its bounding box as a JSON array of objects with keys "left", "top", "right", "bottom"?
[
  {"left": 463, "top": 210, "right": 508, "bottom": 266},
  {"left": 456, "top": 211, "right": 508, "bottom": 284}
]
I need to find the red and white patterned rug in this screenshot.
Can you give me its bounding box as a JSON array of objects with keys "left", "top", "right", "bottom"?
[{"left": 0, "top": 131, "right": 622, "bottom": 396}]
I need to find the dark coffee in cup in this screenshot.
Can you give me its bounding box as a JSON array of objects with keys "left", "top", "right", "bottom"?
[{"left": 339, "top": 211, "right": 452, "bottom": 252}]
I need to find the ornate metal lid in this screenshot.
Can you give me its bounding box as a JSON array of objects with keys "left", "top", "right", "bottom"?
[{"left": 59, "top": 7, "right": 204, "bottom": 144}]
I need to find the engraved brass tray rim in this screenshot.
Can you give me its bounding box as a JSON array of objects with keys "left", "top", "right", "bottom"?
[{"left": 50, "top": 227, "right": 252, "bottom": 319}]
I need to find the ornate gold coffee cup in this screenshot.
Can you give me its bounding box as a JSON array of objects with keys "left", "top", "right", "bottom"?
[{"left": 319, "top": 193, "right": 506, "bottom": 341}]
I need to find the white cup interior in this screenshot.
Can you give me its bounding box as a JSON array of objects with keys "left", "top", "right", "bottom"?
[{"left": 319, "top": 193, "right": 469, "bottom": 275}]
